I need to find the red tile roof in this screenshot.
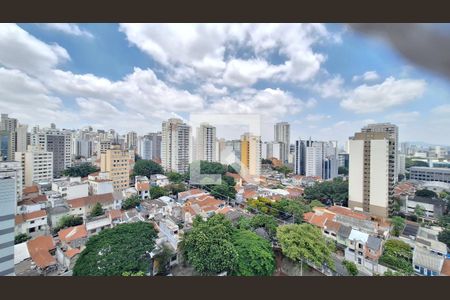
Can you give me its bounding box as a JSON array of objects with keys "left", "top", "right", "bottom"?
[
  {"left": 324, "top": 219, "right": 341, "bottom": 233},
  {"left": 15, "top": 210, "right": 47, "bottom": 225},
  {"left": 68, "top": 193, "right": 114, "bottom": 208},
  {"left": 17, "top": 194, "right": 48, "bottom": 206},
  {"left": 27, "top": 236, "right": 56, "bottom": 269},
  {"left": 58, "top": 225, "right": 88, "bottom": 243},
  {"left": 178, "top": 188, "right": 205, "bottom": 199},
  {"left": 327, "top": 206, "right": 370, "bottom": 220},
  {"left": 441, "top": 259, "right": 450, "bottom": 276},
  {"left": 65, "top": 248, "right": 81, "bottom": 259},
  {"left": 108, "top": 209, "right": 123, "bottom": 220},
  {"left": 23, "top": 185, "right": 39, "bottom": 195},
  {"left": 136, "top": 182, "right": 150, "bottom": 191},
  {"left": 303, "top": 212, "right": 335, "bottom": 229}
]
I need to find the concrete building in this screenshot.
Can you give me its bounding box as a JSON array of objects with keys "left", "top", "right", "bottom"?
[
  {"left": 348, "top": 131, "right": 395, "bottom": 218},
  {"left": 16, "top": 145, "right": 53, "bottom": 187},
  {"left": 240, "top": 133, "right": 261, "bottom": 177},
  {"left": 398, "top": 153, "right": 406, "bottom": 176},
  {"left": 15, "top": 124, "right": 28, "bottom": 153},
  {"left": 410, "top": 167, "right": 450, "bottom": 183},
  {"left": 73, "top": 138, "right": 94, "bottom": 158},
  {"left": 126, "top": 131, "right": 137, "bottom": 150},
  {"left": 195, "top": 123, "right": 216, "bottom": 162},
  {"left": 51, "top": 177, "right": 89, "bottom": 200},
  {"left": 137, "top": 136, "right": 152, "bottom": 160},
  {"left": 100, "top": 144, "right": 131, "bottom": 192},
  {"left": 274, "top": 122, "right": 290, "bottom": 164},
  {"left": 406, "top": 196, "right": 445, "bottom": 220},
  {"left": 96, "top": 140, "right": 111, "bottom": 158},
  {"left": 294, "top": 138, "right": 338, "bottom": 180},
  {"left": 148, "top": 132, "right": 162, "bottom": 162},
  {"left": 87, "top": 172, "right": 114, "bottom": 195},
  {"left": 263, "top": 141, "right": 282, "bottom": 160},
  {"left": 338, "top": 153, "right": 349, "bottom": 169},
  {"left": 0, "top": 114, "right": 18, "bottom": 132},
  {"left": 0, "top": 161, "right": 22, "bottom": 203},
  {"left": 15, "top": 210, "right": 48, "bottom": 237},
  {"left": 0, "top": 162, "right": 19, "bottom": 275},
  {"left": 161, "top": 118, "right": 191, "bottom": 174}
]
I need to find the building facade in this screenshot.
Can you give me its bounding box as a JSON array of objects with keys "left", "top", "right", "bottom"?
[
  {"left": 294, "top": 138, "right": 338, "bottom": 180},
  {"left": 16, "top": 145, "right": 53, "bottom": 187},
  {"left": 240, "top": 133, "right": 261, "bottom": 177},
  {"left": 100, "top": 144, "right": 131, "bottom": 191},
  {"left": 274, "top": 122, "right": 290, "bottom": 164},
  {"left": 161, "top": 119, "right": 191, "bottom": 174},
  {"left": 410, "top": 167, "right": 450, "bottom": 183},
  {"left": 195, "top": 123, "right": 216, "bottom": 162}
]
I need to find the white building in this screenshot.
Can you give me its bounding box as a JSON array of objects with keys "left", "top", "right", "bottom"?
[
  {"left": 88, "top": 172, "right": 114, "bottom": 195},
  {"left": 16, "top": 145, "right": 53, "bottom": 187},
  {"left": 15, "top": 210, "right": 48, "bottom": 237},
  {"left": 126, "top": 131, "right": 138, "bottom": 150},
  {"left": 294, "top": 139, "right": 338, "bottom": 180},
  {"left": 161, "top": 118, "right": 191, "bottom": 174},
  {"left": 398, "top": 153, "right": 406, "bottom": 175},
  {"left": 0, "top": 161, "right": 22, "bottom": 202},
  {"left": 52, "top": 177, "right": 89, "bottom": 200},
  {"left": 274, "top": 122, "right": 290, "bottom": 164},
  {"left": 195, "top": 123, "right": 216, "bottom": 162},
  {"left": 150, "top": 174, "right": 170, "bottom": 187},
  {"left": 137, "top": 136, "right": 152, "bottom": 160}
]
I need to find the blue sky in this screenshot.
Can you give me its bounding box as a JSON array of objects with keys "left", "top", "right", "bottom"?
[{"left": 1, "top": 23, "right": 449, "bottom": 147}]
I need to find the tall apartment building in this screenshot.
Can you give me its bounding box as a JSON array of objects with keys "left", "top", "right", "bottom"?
[
  {"left": 15, "top": 124, "right": 28, "bottom": 153},
  {"left": 126, "top": 131, "right": 138, "bottom": 150},
  {"left": 137, "top": 136, "right": 152, "bottom": 160},
  {"left": 294, "top": 138, "right": 338, "bottom": 180},
  {"left": 0, "top": 114, "right": 18, "bottom": 132},
  {"left": 274, "top": 122, "right": 290, "bottom": 164},
  {"left": 348, "top": 131, "right": 395, "bottom": 218},
  {"left": 96, "top": 140, "right": 112, "bottom": 158},
  {"left": 362, "top": 123, "right": 398, "bottom": 182},
  {"left": 0, "top": 161, "right": 22, "bottom": 202},
  {"left": 398, "top": 153, "right": 406, "bottom": 175},
  {"left": 0, "top": 130, "right": 13, "bottom": 161},
  {"left": 161, "top": 118, "right": 191, "bottom": 174},
  {"left": 338, "top": 153, "right": 350, "bottom": 169},
  {"left": 16, "top": 145, "right": 53, "bottom": 187},
  {"left": 240, "top": 133, "right": 261, "bottom": 177},
  {"left": 0, "top": 161, "right": 21, "bottom": 276},
  {"left": 31, "top": 128, "right": 72, "bottom": 177},
  {"left": 148, "top": 132, "right": 162, "bottom": 162},
  {"left": 262, "top": 141, "right": 282, "bottom": 161},
  {"left": 100, "top": 144, "right": 131, "bottom": 191},
  {"left": 195, "top": 123, "right": 216, "bottom": 162},
  {"left": 73, "top": 138, "right": 94, "bottom": 158}
]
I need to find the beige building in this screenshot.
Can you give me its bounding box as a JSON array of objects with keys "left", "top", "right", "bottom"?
[
  {"left": 348, "top": 131, "right": 395, "bottom": 218},
  {"left": 161, "top": 118, "right": 191, "bottom": 174},
  {"left": 100, "top": 144, "right": 131, "bottom": 191},
  {"left": 195, "top": 123, "right": 216, "bottom": 162},
  {"left": 16, "top": 145, "right": 53, "bottom": 187},
  {"left": 240, "top": 133, "right": 261, "bottom": 178}
]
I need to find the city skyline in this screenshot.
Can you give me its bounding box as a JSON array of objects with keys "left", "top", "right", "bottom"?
[{"left": 1, "top": 24, "right": 450, "bottom": 147}]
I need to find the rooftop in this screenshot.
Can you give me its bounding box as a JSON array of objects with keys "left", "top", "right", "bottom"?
[
  {"left": 413, "top": 246, "right": 445, "bottom": 272},
  {"left": 15, "top": 210, "right": 47, "bottom": 225},
  {"left": 26, "top": 236, "right": 56, "bottom": 269},
  {"left": 58, "top": 225, "right": 88, "bottom": 243},
  {"left": 68, "top": 193, "right": 114, "bottom": 208}
]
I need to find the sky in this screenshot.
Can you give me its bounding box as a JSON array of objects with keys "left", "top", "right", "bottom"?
[{"left": 0, "top": 23, "right": 449, "bottom": 147}]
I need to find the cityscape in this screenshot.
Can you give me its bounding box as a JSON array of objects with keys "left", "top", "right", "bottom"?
[{"left": 1, "top": 23, "right": 450, "bottom": 277}]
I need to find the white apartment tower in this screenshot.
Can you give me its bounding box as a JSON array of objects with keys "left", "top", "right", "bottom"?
[
  {"left": 16, "top": 145, "right": 53, "bottom": 187},
  {"left": 195, "top": 123, "right": 216, "bottom": 162},
  {"left": 137, "top": 136, "right": 152, "bottom": 160},
  {"left": 274, "top": 122, "right": 290, "bottom": 164},
  {"left": 161, "top": 118, "right": 191, "bottom": 174},
  {"left": 126, "top": 131, "right": 138, "bottom": 150},
  {"left": 348, "top": 131, "right": 395, "bottom": 218},
  {"left": 294, "top": 138, "right": 338, "bottom": 180}
]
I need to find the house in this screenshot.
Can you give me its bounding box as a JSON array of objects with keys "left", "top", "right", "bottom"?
[
  {"left": 87, "top": 172, "right": 114, "bottom": 195},
  {"left": 17, "top": 194, "right": 48, "bottom": 214},
  {"left": 22, "top": 185, "right": 40, "bottom": 200},
  {"left": 323, "top": 219, "right": 341, "bottom": 240},
  {"left": 108, "top": 209, "right": 124, "bottom": 226},
  {"left": 150, "top": 174, "right": 170, "bottom": 187},
  {"left": 177, "top": 188, "right": 208, "bottom": 203},
  {"left": 15, "top": 210, "right": 48, "bottom": 237},
  {"left": 58, "top": 224, "right": 88, "bottom": 249},
  {"left": 135, "top": 176, "right": 150, "bottom": 199},
  {"left": 86, "top": 215, "right": 113, "bottom": 236},
  {"left": 26, "top": 236, "right": 57, "bottom": 275},
  {"left": 344, "top": 229, "right": 369, "bottom": 266},
  {"left": 67, "top": 193, "right": 115, "bottom": 219},
  {"left": 413, "top": 246, "right": 445, "bottom": 276},
  {"left": 406, "top": 196, "right": 446, "bottom": 220},
  {"left": 47, "top": 206, "right": 70, "bottom": 228},
  {"left": 285, "top": 187, "right": 304, "bottom": 199},
  {"left": 182, "top": 195, "right": 225, "bottom": 224},
  {"left": 56, "top": 247, "right": 80, "bottom": 271},
  {"left": 52, "top": 177, "right": 89, "bottom": 200},
  {"left": 336, "top": 224, "right": 352, "bottom": 247}
]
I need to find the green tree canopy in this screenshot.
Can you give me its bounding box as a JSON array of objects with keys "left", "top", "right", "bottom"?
[
  {"left": 391, "top": 216, "right": 406, "bottom": 237},
  {"left": 273, "top": 165, "right": 293, "bottom": 176},
  {"left": 14, "top": 233, "right": 31, "bottom": 244},
  {"left": 414, "top": 205, "right": 425, "bottom": 219},
  {"left": 209, "top": 183, "right": 236, "bottom": 200},
  {"left": 63, "top": 162, "right": 99, "bottom": 178},
  {"left": 150, "top": 186, "right": 168, "bottom": 199},
  {"left": 73, "top": 222, "right": 157, "bottom": 276},
  {"left": 53, "top": 215, "right": 83, "bottom": 234},
  {"left": 438, "top": 228, "right": 450, "bottom": 247},
  {"left": 227, "top": 163, "right": 240, "bottom": 174},
  {"left": 133, "top": 159, "right": 164, "bottom": 178},
  {"left": 89, "top": 202, "right": 104, "bottom": 218},
  {"left": 164, "top": 183, "right": 187, "bottom": 195},
  {"left": 221, "top": 175, "right": 235, "bottom": 187},
  {"left": 232, "top": 230, "right": 275, "bottom": 276},
  {"left": 165, "top": 171, "right": 185, "bottom": 183},
  {"left": 415, "top": 189, "right": 438, "bottom": 198},
  {"left": 342, "top": 260, "right": 358, "bottom": 276},
  {"left": 199, "top": 161, "right": 227, "bottom": 175},
  {"left": 379, "top": 239, "right": 413, "bottom": 275},
  {"left": 338, "top": 166, "right": 348, "bottom": 176},
  {"left": 310, "top": 199, "right": 325, "bottom": 208},
  {"left": 276, "top": 223, "right": 335, "bottom": 270},
  {"left": 303, "top": 177, "right": 348, "bottom": 206},
  {"left": 121, "top": 194, "right": 141, "bottom": 210}
]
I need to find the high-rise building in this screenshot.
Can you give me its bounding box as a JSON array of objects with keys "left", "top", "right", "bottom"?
[
  {"left": 195, "top": 123, "right": 216, "bottom": 162},
  {"left": 294, "top": 138, "right": 338, "bottom": 179},
  {"left": 0, "top": 161, "right": 22, "bottom": 202},
  {"left": 0, "top": 161, "right": 21, "bottom": 276},
  {"left": 240, "top": 133, "right": 261, "bottom": 177},
  {"left": 15, "top": 124, "right": 28, "bottom": 153},
  {"left": 161, "top": 118, "right": 191, "bottom": 174},
  {"left": 73, "top": 138, "right": 94, "bottom": 158},
  {"left": 16, "top": 145, "right": 53, "bottom": 187},
  {"left": 0, "top": 130, "right": 13, "bottom": 161},
  {"left": 137, "top": 136, "right": 152, "bottom": 160},
  {"left": 338, "top": 153, "right": 350, "bottom": 169},
  {"left": 31, "top": 128, "right": 72, "bottom": 177},
  {"left": 263, "top": 141, "right": 282, "bottom": 161},
  {"left": 361, "top": 123, "right": 398, "bottom": 183},
  {"left": 148, "top": 132, "right": 162, "bottom": 162},
  {"left": 101, "top": 144, "right": 131, "bottom": 191},
  {"left": 274, "top": 122, "right": 290, "bottom": 164},
  {"left": 398, "top": 153, "right": 406, "bottom": 175},
  {"left": 126, "top": 131, "right": 138, "bottom": 150},
  {"left": 348, "top": 131, "right": 395, "bottom": 218},
  {"left": 96, "top": 140, "right": 112, "bottom": 158},
  {"left": 0, "top": 114, "right": 17, "bottom": 132}
]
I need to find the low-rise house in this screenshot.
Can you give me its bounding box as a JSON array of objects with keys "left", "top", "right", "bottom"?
[
  {"left": 150, "top": 174, "right": 169, "bottom": 187},
  {"left": 108, "top": 209, "right": 124, "bottom": 226},
  {"left": 58, "top": 224, "right": 88, "bottom": 249},
  {"left": 56, "top": 248, "right": 81, "bottom": 271},
  {"left": 17, "top": 194, "right": 48, "bottom": 214},
  {"left": 15, "top": 210, "right": 48, "bottom": 237},
  {"left": 88, "top": 172, "right": 114, "bottom": 195},
  {"left": 406, "top": 196, "right": 446, "bottom": 220},
  {"left": 26, "top": 236, "right": 57, "bottom": 275},
  {"left": 336, "top": 224, "right": 352, "bottom": 247},
  {"left": 67, "top": 193, "right": 115, "bottom": 220},
  {"left": 177, "top": 188, "right": 208, "bottom": 203},
  {"left": 86, "top": 215, "right": 113, "bottom": 236},
  {"left": 413, "top": 246, "right": 444, "bottom": 276},
  {"left": 122, "top": 208, "right": 146, "bottom": 223},
  {"left": 52, "top": 177, "right": 89, "bottom": 200},
  {"left": 182, "top": 195, "right": 225, "bottom": 224},
  {"left": 135, "top": 176, "right": 150, "bottom": 199},
  {"left": 47, "top": 206, "right": 70, "bottom": 228},
  {"left": 344, "top": 229, "right": 385, "bottom": 274}
]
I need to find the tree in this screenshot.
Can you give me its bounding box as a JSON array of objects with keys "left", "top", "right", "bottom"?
[
  {"left": 232, "top": 230, "right": 275, "bottom": 276},
  {"left": 14, "top": 233, "right": 31, "bottom": 244},
  {"left": 180, "top": 214, "right": 238, "bottom": 275},
  {"left": 415, "top": 189, "right": 437, "bottom": 198},
  {"left": 391, "top": 216, "right": 405, "bottom": 237},
  {"left": 438, "top": 228, "right": 450, "bottom": 247},
  {"left": 133, "top": 159, "right": 164, "bottom": 178},
  {"left": 164, "top": 183, "right": 187, "bottom": 195},
  {"left": 166, "top": 171, "right": 184, "bottom": 183},
  {"left": 303, "top": 177, "right": 348, "bottom": 206},
  {"left": 150, "top": 186, "right": 168, "bottom": 199},
  {"left": 414, "top": 205, "right": 425, "bottom": 221},
  {"left": 153, "top": 244, "right": 175, "bottom": 275},
  {"left": 249, "top": 214, "right": 278, "bottom": 238},
  {"left": 122, "top": 271, "right": 145, "bottom": 276},
  {"left": 227, "top": 163, "right": 240, "bottom": 174},
  {"left": 199, "top": 161, "right": 227, "bottom": 175},
  {"left": 276, "top": 223, "right": 335, "bottom": 273},
  {"left": 89, "top": 202, "right": 104, "bottom": 218},
  {"left": 210, "top": 184, "right": 236, "bottom": 200},
  {"left": 379, "top": 239, "right": 413, "bottom": 275},
  {"left": 273, "top": 165, "right": 292, "bottom": 176},
  {"left": 221, "top": 175, "right": 235, "bottom": 187},
  {"left": 338, "top": 166, "right": 348, "bottom": 176},
  {"left": 73, "top": 222, "right": 157, "bottom": 276},
  {"left": 53, "top": 215, "right": 83, "bottom": 234},
  {"left": 63, "top": 162, "right": 99, "bottom": 178},
  {"left": 342, "top": 260, "right": 358, "bottom": 276},
  {"left": 122, "top": 194, "right": 141, "bottom": 210},
  {"left": 273, "top": 198, "right": 312, "bottom": 223},
  {"left": 310, "top": 199, "right": 325, "bottom": 208},
  {"left": 438, "top": 215, "right": 450, "bottom": 228}
]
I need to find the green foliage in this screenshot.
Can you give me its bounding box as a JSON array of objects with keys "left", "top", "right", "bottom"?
[
  {"left": 438, "top": 228, "right": 450, "bottom": 247},
  {"left": 415, "top": 189, "right": 438, "bottom": 198},
  {"left": 438, "top": 215, "right": 450, "bottom": 228},
  {"left": 133, "top": 160, "right": 164, "bottom": 178},
  {"left": 150, "top": 186, "right": 168, "bottom": 199},
  {"left": 210, "top": 183, "right": 236, "bottom": 200},
  {"left": 164, "top": 183, "right": 187, "bottom": 195},
  {"left": 303, "top": 177, "right": 348, "bottom": 206},
  {"left": 338, "top": 166, "right": 348, "bottom": 176},
  {"left": 379, "top": 239, "right": 413, "bottom": 275},
  {"left": 121, "top": 194, "right": 141, "bottom": 210},
  {"left": 276, "top": 223, "right": 335, "bottom": 270},
  {"left": 391, "top": 216, "right": 405, "bottom": 237},
  {"left": 181, "top": 214, "right": 238, "bottom": 275},
  {"left": 261, "top": 159, "right": 273, "bottom": 165},
  {"left": 154, "top": 244, "right": 175, "bottom": 275},
  {"left": 63, "top": 162, "right": 99, "bottom": 178},
  {"left": 73, "top": 222, "right": 157, "bottom": 276},
  {"left": 122, "top": 271, "right": 145, "bottom": 276},
  {"left": 237, "top": 214, "right": 278, "bottom": 238},
  {"left": 247, "top": 197, "right": 311, "bottom": 223},
  {"left": 342, "top": 260, "right": 358, "bottom": 276},
  {"left": 232, "top": 230, "right": 275, "bottom": 276},
  {"left": 414, "top": 205, "right": 425, "bottom": 219},
  {"left": 166, "top": 171, "right": 185, "bottom": 183},
  {"left": 383, "top": 270, "right": 405, "bottom": 276},
  {"left": 221, "top": 175, "right": 235, "bottom": 187},
  {"left": 89, "top": 202, "right": 104, "bottom": 218},
  {"left": 53, "top": 215, "right": 83, "bottom": 234},
  {"left": 273, "top": 165, "right": 292, "bottom": 176},
  {"left": 405, "top": 158, "right": 428, "bottom": 169},
  {"left": 310, "top": 199, "right": 325, "bottom": 208},
  {"left": 227, "top": 164, "right": 240, "bottom": 174},
  {"left": 14, "top": 233, "right": 31, "bottom": 244}
]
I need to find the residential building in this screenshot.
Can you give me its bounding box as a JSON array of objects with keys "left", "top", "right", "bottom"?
[
  {"left": 148, "top": 132, "right": 162, "bottom": 162},
  {"left": 16, "top": 145, "right": 53, "bottom": 187},
  {"left": 135, "top": 176, "right": 150, "bottom": 199},
  {"left": 294, "top": 138, "right": 338, "bottom": 180},
  {"left": 96, "top": 140, "right": 111, "bottom": 158},
  {"left": 87, "top": 172, "right": 114, "bottom": 195},
  {"left": 410, "top": 167, "right": 450, "bottom": 183},
  {"left": 51, "top": 177, "right": 89, "bottom": 200},
  {"left": 15, "top": 124, "right": 28, "bottom": 153},
  {"left": 126, "top": 131, "right": 138, "bottom": 150},
  {"left": 398, "top": 153, "right": 406, "bottom": 176},
  {"left": 137, "top": 136, "right": 152, "bottom": 160},
  {"left": 73, "top": 138, "right": 94, "bottom": 158},
  {"left": 348, "top": 131, "right": 395, "bottom": 218},
  {"left": 0, "top": 161, "right": 22, "bottom": 202},
  {"left": 240, "top": 133, "right": 261, "bottom": 178},
  {"left": 0, "top": 130, "right": 13, "bottom": 161},
  {"left": 26, "top": 236, "right": 57, "bottom": 275},
  {"left": 413, "top": 227, "right": 448, "bottom": 276},
  {"left": 100, "top": 144, "right": 131, "bottom": 191},
  {"left": 161, "top": 118, "right": 191, "bottom": 174},
  {"left": 15, "top": 210, "right": 48, "bottom": 237},
  {"left": 263, "top": 141, "right": 282, "bottom": 161},
  {"left": 274, "top": 122, "right": 290, "bottom": 164},
  {"left": 406, "top": 196, "right": 446, "bottom": 220},
  {"left": 0, "top": 114, "right": 18, "bottom": 132},
  {"left": 338, "top": 153, "right": 349, "bottom": 169},
  {"left": 150, "top": 174, "right": 169, "bottom": 187},
  {"left": 67, "top": 193, "right": 115, "bottom": 220},
  {"left": 195, "top": 123, "right": 216, "bottom": 162},
  {"left": 58, "top": 225, "right": 88, "bottom": 249}
]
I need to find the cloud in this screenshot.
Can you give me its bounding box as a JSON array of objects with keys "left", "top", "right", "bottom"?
[
  {"left": 305, "top": 114, "right": 331, "bottom": 122},
  {"left": 431, "top": 104, "right": 450, "bottom": 114},
  {"left": 340, "top": 77, "right": 426, "bottom": 113},
  {"left": 197, "top": 83, "right": 228, "bottom": 97},
  {"left": 352, "top": 71, "right": 380, "bottom": 82},
  {"left": 385, "top": 111, "right": 419, "bottom": 123},
  {"left": 311, "top": 75, "right": 345, "bottom": 98},
  {"left": 42, "top": 23, "right": 94, "bottom": 38},
  {"left": 0, "top": 23, "right": 69, "bottom": 75}
]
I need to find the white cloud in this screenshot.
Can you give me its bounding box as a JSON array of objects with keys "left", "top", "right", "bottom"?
[
  {"left": 340, "top": 77, "right": 426, "bottom": 113},
  {"left": 311, "top": 75, "right": 345, "bottom": 98},
  {"left": 0, "top": 23, "right": 69, "bottom": 75},
  {"left": 42, "top": 23, "right": 94, "bottom": 38},
  {"left": 431, "top": 104, "right": 450, "bottom": 114},
  {"left": 305, "top": 114, "right": 331, "bottom": 122},
  {"left": 352, "top": 71, "right": 380, "bottom": 82},
  {"left": 197, "top": 83, "right": 228, "bottom": 97},
  {"left": 385, "top": 111, "right": 419, "bottom": 123}
]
